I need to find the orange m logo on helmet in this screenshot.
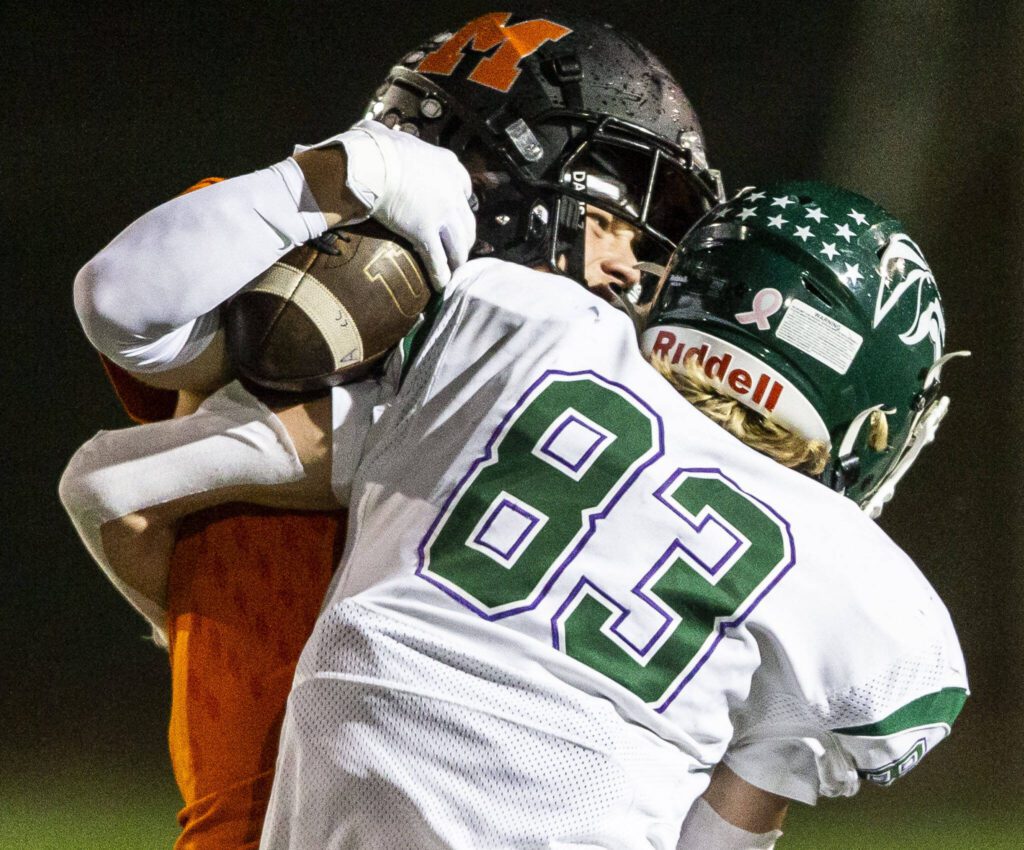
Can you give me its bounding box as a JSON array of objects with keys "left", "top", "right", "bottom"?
[{"left": 417, "top": 12, "right": 572, "bottom": 93}]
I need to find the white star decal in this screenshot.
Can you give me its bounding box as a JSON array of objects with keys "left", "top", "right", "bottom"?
[
  {"left": 767, "top": 214, "right": 787, "bottom": 229},
  {"left": 736, "top": 206, "right": 757, "bottom": 221},
  {"left": 805, "top": 207, "right": 828, "bottom": 223},
  {"left": 842, "top": 263, "right": 864, "bottom": 285},
  {"left": 820, "top": 242, "right": 839, "bottom": 260},
  {"left": 848, "top": 209, "right": 868, "bottom": 225},
  {"left": 793, "top": 225, "right": 814, "bottom": 242},
  {"left": 834, "top": 222, "right": 855, "bottom": 242},
  {"left": 771, "top": 195, "right": 795, "bottom": 208},
  {"left": 713, "top": 206, "right": 732, "bottom": 219},
  {"left": 747, "top": 191, "right": 766, "bottom": 201}
]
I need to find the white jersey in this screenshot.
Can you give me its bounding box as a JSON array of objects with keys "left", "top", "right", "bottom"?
[{"left": 262, "top": 259, "right": 967, "bottom": 849}]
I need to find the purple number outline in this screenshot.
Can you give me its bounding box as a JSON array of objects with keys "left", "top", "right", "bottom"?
[
  {"left": 469, "top": 496, "right": 544, "bottom": 564},
  {"left": 416, "top": 369, "right": 665, "bottom": 619},
  {"left": 550, "top": 467, "right": 795, "bottom": 712},
  {"left": 536, "top": 413, "right": 611, "bottom": 475}
]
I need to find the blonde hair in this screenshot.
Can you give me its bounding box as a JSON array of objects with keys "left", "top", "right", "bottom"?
[{"left": 650, "top": 354, "right": 831, "bottom": 476}]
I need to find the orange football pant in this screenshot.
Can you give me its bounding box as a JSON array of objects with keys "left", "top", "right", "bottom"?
[{"left": 166, "top": 507, "right": 342, "bottom": 850}]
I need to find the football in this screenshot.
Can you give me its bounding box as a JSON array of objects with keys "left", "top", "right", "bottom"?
[{"left": 225, "top": 222, "right": 431, "bottom": 393}]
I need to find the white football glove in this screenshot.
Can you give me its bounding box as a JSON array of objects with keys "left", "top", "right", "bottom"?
[{"left": 327, "top": 119, "right": 476, "bottom": 290}]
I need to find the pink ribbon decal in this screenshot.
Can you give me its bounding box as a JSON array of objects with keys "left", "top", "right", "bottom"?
[{"left": 735, "top": 287, "right": 784, "bottom": 330}]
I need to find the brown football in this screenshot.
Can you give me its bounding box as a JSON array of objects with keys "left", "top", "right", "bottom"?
[{"left": 225, "top": 222, "right": 431, "bottom": 393}]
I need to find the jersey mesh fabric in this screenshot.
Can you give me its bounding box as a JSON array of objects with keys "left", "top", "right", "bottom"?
[
  {"left": 827, "top": 641, "right": 950, "bottom": 727},
  {"left": 261, "top": 600, "right": 692, "bottom": 850},
  {"left": 749, "top": 639, "right": 951, "bottom": 731}
]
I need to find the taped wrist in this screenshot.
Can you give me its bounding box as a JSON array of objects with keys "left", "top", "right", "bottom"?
[
  {"left": 676, "top": 797, "right": 782, "bottom": 850},
  {"left": 58, "top": 381, "right": 304, "bottom": 641}
]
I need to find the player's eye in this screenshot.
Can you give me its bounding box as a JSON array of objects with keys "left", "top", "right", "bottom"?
[
  {"left": 586, "top": 207, "right": 615, "bottom": 232},
  {"left": 616, "top": 219, "right": 642, "bottom": 242},
  {"left": 610, "top": 219, "right": 644, "bottom": 253}
]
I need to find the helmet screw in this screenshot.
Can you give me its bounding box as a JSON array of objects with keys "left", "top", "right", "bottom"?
[
  {"left": 494, "top": 214, "right": 511, "bottom": 226},
  {"left": 404, "top": 51, "right": 425, "bottom": 65},
  {"left": 433, "top": 32, "right": 453, "bottom": 43},
  {"left": 420, "top": 97, "right": 444, "bottom": 119}
]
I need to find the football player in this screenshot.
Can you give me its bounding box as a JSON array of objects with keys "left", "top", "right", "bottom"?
[
  {"left": 70, "top": 13, "right": 722, "bottom": 848},
  {"left": 62, "top": 180, "right": 968, "bottom": 849}
]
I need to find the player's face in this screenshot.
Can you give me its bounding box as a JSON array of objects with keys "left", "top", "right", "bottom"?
[{"left": 582, "top": 206, "right": 642, "bottom": 303}]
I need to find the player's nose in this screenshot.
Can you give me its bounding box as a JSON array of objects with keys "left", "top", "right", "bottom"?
[{"left": 600, "top": 258, "right": 641, "bottom": 291}]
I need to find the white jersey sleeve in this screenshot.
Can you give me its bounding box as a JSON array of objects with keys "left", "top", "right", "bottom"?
[
  {"left": 58, "top": 381, "right": 305, "bottom": 641},
  {"left": 74, "top": 158, "right": 327, "bottom": 373},
  {"left": 59, "top": 376, "right": 380, "bottom": 641},
  {"left": 723, "top": 523, "right": 968, "bottom": 803}
]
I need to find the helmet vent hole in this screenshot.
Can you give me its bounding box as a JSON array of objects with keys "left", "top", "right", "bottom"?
[
  {"left": 797, "top": 195, "right": 814, "bottom": 204},
  {"left": 802, "top": 276, "right": 834, "bottom": 307}
]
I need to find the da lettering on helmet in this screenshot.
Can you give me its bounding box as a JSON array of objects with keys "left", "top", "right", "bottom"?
[
  {"left": 417, "top": 12, "right": 572, "bottom": 92},
  {"left": 642, "top": 326, "right": 830, "bottom": 443}
]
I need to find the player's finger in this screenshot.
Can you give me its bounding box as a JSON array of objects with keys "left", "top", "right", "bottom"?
[
  {"left": 442, "top": 199, "right": 476, "bottom": 268},
  {"left": 418, "top": 233, "right": 451, "bottom": 291},
  {"left": 440, "top": 219, "right": 471, "bottom": 272},
  {"left": 456, "top": 198, "right": 477, "bottom": 250},
  {"left": 440, "top": 146, "right": 473, "bottom": 201}
]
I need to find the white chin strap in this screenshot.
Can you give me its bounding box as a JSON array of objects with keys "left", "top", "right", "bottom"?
[{"left": 860, "top": 350, "right": 970, "bottom": 519}]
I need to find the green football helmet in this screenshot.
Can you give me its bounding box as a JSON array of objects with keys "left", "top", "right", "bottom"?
[{"left": 642, "top": 181, "right": 967, "bottom": 517}]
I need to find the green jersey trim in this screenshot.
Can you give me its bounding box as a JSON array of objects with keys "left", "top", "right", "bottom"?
[{"left": 833, "top": 687, "right": 967, "bottom": 737}]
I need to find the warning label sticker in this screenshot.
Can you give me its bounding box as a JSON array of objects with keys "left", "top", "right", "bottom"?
[{"left": 776, "top": 299, "right": 863, "bottom": 374}]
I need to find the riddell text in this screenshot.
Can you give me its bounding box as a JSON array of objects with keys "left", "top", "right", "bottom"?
[{"left": 650, "top": 330, "right": 784, "bottom": 412}]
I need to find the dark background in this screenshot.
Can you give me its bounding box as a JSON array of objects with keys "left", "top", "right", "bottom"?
[{"left": 4, "top": 0, "right": 1022, "bottom": 844}]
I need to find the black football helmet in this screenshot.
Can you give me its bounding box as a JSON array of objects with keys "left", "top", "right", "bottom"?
[{"left": 365, "top": 12, "right": 724, "bottom": 286}]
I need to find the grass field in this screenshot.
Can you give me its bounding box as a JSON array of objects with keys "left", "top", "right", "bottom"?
[
  {"left": 2, "top": 770, "right": 1021, "bottom": 849},
  {"left": 1, "top": 772, "right": 181, "bottom": 850}
]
